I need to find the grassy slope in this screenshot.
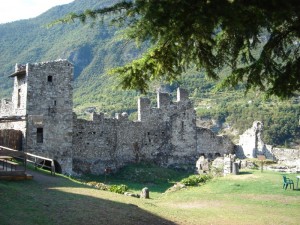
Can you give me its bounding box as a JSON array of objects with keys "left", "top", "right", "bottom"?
[{"left": 0, "top": 168, "right": 299, "bottom": 225}]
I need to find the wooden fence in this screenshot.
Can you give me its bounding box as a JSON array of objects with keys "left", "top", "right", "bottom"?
[{"left": 0, "top": 145, "right": 56, "bottom": 176}]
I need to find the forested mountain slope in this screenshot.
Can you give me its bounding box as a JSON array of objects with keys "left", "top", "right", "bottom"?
[{"left": 0, "top": 0, "right": 299, "bottom": 147}]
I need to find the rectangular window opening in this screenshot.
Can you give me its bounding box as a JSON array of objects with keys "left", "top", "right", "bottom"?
[
  {"left": 17, "top": 89, "right": 21, "bottom": 108},
  {"left": 48, "top": 75, "right": 53, "bottom": 82},
  {"left": 37, "top": 128, "right": 43, "bottom": 143}
]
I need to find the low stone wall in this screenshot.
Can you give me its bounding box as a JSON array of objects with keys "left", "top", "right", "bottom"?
[{"left": 272, "top": 147, "right": 300, "bottom": 168}]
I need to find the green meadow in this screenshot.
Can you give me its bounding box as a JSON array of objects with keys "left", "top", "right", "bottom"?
[{"left": 0, "top": 166, "right": 299, "bottom": 225}]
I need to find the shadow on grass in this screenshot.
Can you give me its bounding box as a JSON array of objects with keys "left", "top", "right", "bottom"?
[
  {"left": 239, "top": 171, "right": 253, "bottom": 175},
  {"left": 0, "top": 170, "right": 176, "bottom": 225},
  {"left": 76, "top": 163, "right": 192, "bottom": 194}
]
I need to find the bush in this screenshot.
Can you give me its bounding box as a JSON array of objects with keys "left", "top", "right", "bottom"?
[
  {"left": 180, "top": 174, "right": 212, "bottom": 186},
  {"left": 108, "top": 184, "right": 129, "bottom": 194}
]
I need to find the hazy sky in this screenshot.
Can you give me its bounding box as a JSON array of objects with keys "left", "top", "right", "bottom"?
[{"left": 0, "top": 0, "right": 74, "bottom": 24}]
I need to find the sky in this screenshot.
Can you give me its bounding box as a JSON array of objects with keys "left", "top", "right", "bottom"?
[{"left": 0, "top": 0, "right": 74, "bottom": 24}]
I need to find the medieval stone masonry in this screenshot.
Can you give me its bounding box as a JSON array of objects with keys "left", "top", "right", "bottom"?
[{"left": 0, "top": 60, "right": 235, "bottom": 174}]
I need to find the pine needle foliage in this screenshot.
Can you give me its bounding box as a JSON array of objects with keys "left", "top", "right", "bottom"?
[{"left": 56, "top": 0, "right": 300, "bottom": 98}]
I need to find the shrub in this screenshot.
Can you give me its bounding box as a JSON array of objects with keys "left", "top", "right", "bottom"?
[
  {"left": 180, "top": 174, "right": 212, "bottom": 186},
  {"left": 108, "top": 184, "right": 129, "bottom": 194}
]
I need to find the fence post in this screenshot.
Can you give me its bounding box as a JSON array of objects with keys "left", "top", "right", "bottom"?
[
  {"left": 24, "top": 152, "right": 27, "bottom": 172},
  {"left": 51, "top": 160, "right": 55, "bottom": 176}
]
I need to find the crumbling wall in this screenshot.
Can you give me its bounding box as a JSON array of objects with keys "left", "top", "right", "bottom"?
[
  {"left": 236, "top": 121, "right": 273, "bottom": 159},
  {"left": 72, "top": 112, "right": 144, "bottom": 174},
  {"left": 1, "top": 60, "right": 236, "bottom": 176},
  {"left": 73, "top": 88, "right": 234, "bottom": 175},
  {"left": 237, "top": 121, "right": 299, "bottom": 171},
  {"left": 72, "top": 89, "right": 197, "bottom": 175},
  {"left": 237, "top": 121, "right": 299, "bottom": 162},
  {"left": 196, "top": 127, "right": 234, "bottom": 159},
  {"left": 135, "top": 89, "right": 199, "bottom": 167},
  {"left": 271, "top": 147, "right": 300, "bottom": 169}
]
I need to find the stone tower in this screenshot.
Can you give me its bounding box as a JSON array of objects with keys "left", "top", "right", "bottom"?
[{"left": 9, "top": 60, "right": 74, "bottom": 173}]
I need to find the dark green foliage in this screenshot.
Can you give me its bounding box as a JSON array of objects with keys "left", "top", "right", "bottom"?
[
  {"left": 262, "top": 105, "right": 300, "bottom": 146},
  {"left": 195, "top": 91, "right": 300, "bottom": 146},
  {"left": 180, "top": 174, "right": 212, "bottom": 186},
  {"left": 108, "top": 184, "right": 128, "bottom": 194},
  {"left": 63, "top": 0, "right": 300, "bottom": 98}
]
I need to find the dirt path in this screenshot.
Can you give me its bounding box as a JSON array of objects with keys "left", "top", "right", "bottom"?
[{"left": 27, "top": 169, "right": 69, "bottom": 187}]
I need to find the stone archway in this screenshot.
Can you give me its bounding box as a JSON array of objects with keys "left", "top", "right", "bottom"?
[
  {"left": 38, "top": 159, "right": 62, "bottom": 174},
  {"left": 53, "top": 160, "right": 62, "bottom": 174},
  {"left": 215, "top": 153, "right": 221, "bottom": 157}
]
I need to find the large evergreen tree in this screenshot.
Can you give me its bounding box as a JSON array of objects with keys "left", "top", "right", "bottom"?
[{"left": 56, "top": 0, "right": 300, "bottom": 98}]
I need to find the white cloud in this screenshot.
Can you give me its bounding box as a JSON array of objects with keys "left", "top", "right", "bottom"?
[{"left": 0, "top": 0, "right": 74, "bottom": 24}]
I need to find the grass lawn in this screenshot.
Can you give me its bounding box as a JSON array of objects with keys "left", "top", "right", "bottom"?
[{"left": 0, "top": 166, "right": 299, "bottom": 225}]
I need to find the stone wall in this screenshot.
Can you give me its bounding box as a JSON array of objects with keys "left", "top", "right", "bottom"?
[
  {"left": 236, "top": 121, "right": 263, "bottom": 158},
  {"left": 25, "top": 60, "right": 74, "bottom": 174},
  {"left": 11, "top": 64, "right": 28, "bottom": 116},
  {"left": 196, "top": 128, "right": 234, "bottom": 159},
  {"left": 0, "top": 99, "right": 13, "bottom": 115},
  {"left": 73, "top": 112, "right": 144, "bottom": 174},
  {"left": 271, "top": 147, "right": 300, "bottom": 169},
  {"left": 1, "top": 60, "right": 235, "bottom": 175},
  {"left": 0, "top": 120, "right": 26, "bottom": 132},
  {"left": 73, "top": 89, "right": 234, "bottom": 175},
  {"left": 237, "top": 121, "right": 300, "bottom": 170},
  {"left": 0, "top": 60, "right": 74, "bottom": 174},
  {"left": 236, "top": 121, "right": 273, "bottom": 159},
  {"left": 72, "top": 90, "right": 198, "bottom": 174}
]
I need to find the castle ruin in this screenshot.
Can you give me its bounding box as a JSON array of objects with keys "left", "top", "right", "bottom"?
[{"left": 0, "top": 60, "right": 234, "bottom": 174}]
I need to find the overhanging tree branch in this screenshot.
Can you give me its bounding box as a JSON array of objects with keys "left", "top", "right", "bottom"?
[{"left": 54, "top": 0, "right": 300, "bottom": 98}]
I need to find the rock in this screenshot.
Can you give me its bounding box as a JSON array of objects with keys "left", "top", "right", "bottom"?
[
  {"left": 140, "top": 187, "right": 149, "bottom": 199},
  {"left": 124, "top": 192, "right": 140, "bottom": 198},
  {"left": 165, "top": 182, "right": 186, "bottom": 193},
  {"left": 196, "top": 156, "right": 210, "bottom": 174},
  {"left": 232, "top": 162, "right": 239, "bottom": 175}
]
